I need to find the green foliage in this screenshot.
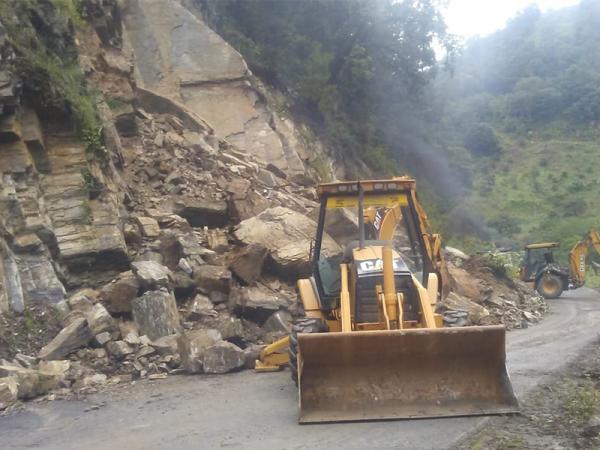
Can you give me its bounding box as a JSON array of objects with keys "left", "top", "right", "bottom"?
[
  {"left": 51, "top": 0, "right": 83, "bottom": 27},
  {"left": 0, "top": 0, "right": 104, "bottom": 157},
  {"left": 562, "top": 379, "right": 600, "bottom": 426},
  {"left": 201, "top": 0, "right": 451, "bottom": 173},
  {"left": 463, "top": 123, "right": 501, "bottom": 156},
  {"left": 482, "top": 250, "right": 521, "bottom": 279}
]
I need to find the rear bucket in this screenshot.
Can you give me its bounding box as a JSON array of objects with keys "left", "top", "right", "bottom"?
[{"left": 297, "top": 326, "right": 518, "bottom": 423}]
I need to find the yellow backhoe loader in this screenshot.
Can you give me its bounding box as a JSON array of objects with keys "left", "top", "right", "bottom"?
[
  {"left": 520, "top": 229, "right": 600, "bottom": 299},
  {"left": 256, "top": 177, "right": 518, "bottom": 423}
]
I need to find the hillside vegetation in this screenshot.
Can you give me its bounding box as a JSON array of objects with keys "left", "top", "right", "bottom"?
[{"left": 437, "top": 0, "right": 600, "bottom": 267}]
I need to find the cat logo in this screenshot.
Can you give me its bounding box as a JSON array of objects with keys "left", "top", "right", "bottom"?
[{"left": 359, "top": 258, "right": 402, "bottom": 272}]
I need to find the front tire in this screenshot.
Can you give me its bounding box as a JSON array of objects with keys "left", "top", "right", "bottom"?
[
  {"left": 288, "top": 317, "right": 327, "bottom": 386},
  {"left": 536, "top": 273, "right": 564, "bottom": 299}
]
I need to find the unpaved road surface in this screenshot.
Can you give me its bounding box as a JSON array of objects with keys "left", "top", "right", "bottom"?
[{"left": 2, "top": 288, "right": 599, "bottom": 450}]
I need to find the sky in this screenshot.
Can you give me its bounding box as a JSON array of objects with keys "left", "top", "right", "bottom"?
[{"left": 442, "top": 0, "right": 581, "bottom": 38}]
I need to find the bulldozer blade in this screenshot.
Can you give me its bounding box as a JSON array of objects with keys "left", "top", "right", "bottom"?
[{"left": 297, "top": 325, "right": 518, "bottom": 423}]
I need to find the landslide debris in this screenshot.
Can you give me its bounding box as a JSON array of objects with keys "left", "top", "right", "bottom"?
[{"left": 443, "top": 252, "right": 548, "bottom": 330}]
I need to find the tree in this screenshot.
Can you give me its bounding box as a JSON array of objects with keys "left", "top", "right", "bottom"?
[{"left": 463, "top": 123, "right": 501, "bottom": 157}]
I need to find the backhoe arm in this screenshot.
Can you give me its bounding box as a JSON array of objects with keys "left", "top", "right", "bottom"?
[{"left": 569, "top": 229, "right": 600, "bottom": 287}]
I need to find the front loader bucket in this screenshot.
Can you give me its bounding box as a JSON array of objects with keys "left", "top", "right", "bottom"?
[{"left": 297, "top": 326, "right": 518, "bottom": 423}]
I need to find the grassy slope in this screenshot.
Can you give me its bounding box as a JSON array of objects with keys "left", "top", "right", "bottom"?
[{"left": 463, "top": 125, "right": 600, "bottom": 284}]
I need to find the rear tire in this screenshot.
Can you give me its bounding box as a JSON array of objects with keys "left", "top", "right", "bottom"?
[
  {"left": 288, "top": 317, "right": 327, "bottom": 386},
  {"left": 536, "top": 273, "right": 564, "bottom": 299}
]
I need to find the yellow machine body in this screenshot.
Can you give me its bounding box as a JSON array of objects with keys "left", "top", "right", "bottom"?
[{"left": 256, "top": 177, "right": 517, "bottom": 423}]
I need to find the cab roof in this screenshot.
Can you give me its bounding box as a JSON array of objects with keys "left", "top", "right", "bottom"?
[
  {"left": 317, "top": 177, "right": 415, "bottom": 198},
  {"left": 524, "top": 242, "right": 560, "bottom": 250}
]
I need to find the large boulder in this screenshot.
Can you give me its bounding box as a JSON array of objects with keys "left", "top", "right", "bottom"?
[
  {"left": 202, "top": 341, "right": 245, "bottom": 374},
  {"left": 86, "top": 303, "right": 114, "bottom": 336},
  {"left": 99, "top": 271, "right": 140, "bottom": 313},
  {"left": 193, "top": 265, "right": 231, "bottom": 294},
  {"left": 440, "top": 292, "right": 490, "bottom": 325},
  {"left": 233, "top": 207, "right": 340, "bottom": 278},
  {"left": 228, "top": 244, "right": 268, "bottom": 284},
  {"left": 131, "top": 261, "right": 172, "bottom": 290},
  {"left": 0, "top": 377, "right": 18, "bottom": 409},
  {"left": 177, "top": 329, "right": 221, "bottom": 373},
  {"left": 38, "top": 318, "right": 92, "bottom": 360},
  {"left": 229, "top": 285, "right": 291, "bottom": 324},
  {"left": 132, "top": 289, "right": 182, "bottom": 340},
  {"left": 174, "top": 198, "right": 228, "bottom": 228},
  {"left": 447, "top": 262, "right": 483, "bottom": 300},
  {"left": 0, "top": 364, "right": 61, "bottom": 399}
]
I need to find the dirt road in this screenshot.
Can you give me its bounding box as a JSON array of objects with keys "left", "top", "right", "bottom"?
[{"left": 2, "top": 288, "right": 599, "bottom": 450}]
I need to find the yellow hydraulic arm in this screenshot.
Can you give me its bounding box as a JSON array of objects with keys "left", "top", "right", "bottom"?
[{"left": 569, "top": 229, "right": 600, "bottom": 287}]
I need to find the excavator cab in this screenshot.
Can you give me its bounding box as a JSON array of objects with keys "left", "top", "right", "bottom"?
[{"left": 520, "top": 242, "right": 568, "bottom": 299}]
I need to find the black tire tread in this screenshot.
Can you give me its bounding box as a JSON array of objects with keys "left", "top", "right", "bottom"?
[{"left": 288, "top": 317, "right": 327, "bottom": 386}]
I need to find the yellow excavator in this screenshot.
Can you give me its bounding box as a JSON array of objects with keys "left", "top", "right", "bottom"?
[
  {"left": 256, "top": 177, "right": 518, "bottom": 423},
  {"left": 520, "top": 229, "right": 600, "bottom": 299}
]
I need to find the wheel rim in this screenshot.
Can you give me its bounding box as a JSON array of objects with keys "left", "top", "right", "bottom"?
[{"left": 541, "top": 276, "right": 560, "bottom": 296}]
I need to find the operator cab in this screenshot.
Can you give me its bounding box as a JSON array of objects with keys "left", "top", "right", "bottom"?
[
  {"left": 521, "top": 242, "right": 560, "bottom": 281},
  {"left": 311, "top": 180, "right": 432, "bottom": 312}
]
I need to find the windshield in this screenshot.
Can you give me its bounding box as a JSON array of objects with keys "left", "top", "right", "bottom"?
[{"left": 315, "top": 191, "right": 425, "bottom": 298}]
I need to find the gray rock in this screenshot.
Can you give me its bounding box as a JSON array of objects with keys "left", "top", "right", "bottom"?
[
  {"left": 193, "top": 265, "right": 231, "bottom": 294},
  {"left": 132, "top": 289, "right": 182, "bottom": 340},
  {"left": 0, "top": 377, "right": 18, "bottom": 409},
  {"left": 86, "top": 303, "right": 114, "bottom": 336},
  {"left": 95, "top": 332, "right": 112, "bottom": 346},
  {"left": 174, "top": 198, "right": 228, "bottom": 228},
  {"left": 134, "top": 216, "right": 161, "bottom": 238},
  {"left": 202, "top": 341, "right": 245, "bottom": 374},
  {"left": 263, "top": 310, "right": 293, "bottom": 335},
  {"left": 0, "top": 364, "right": 60, "bottom": 399},
  {"left": 230, "top": 285, "right": 290, "bottom": 323},
  {"left": 131, "top": 261, "right": 172, "bottom": 290},
  {"left": 228, "top": 244, "right": 268, "bottom": 284},
  {"left": 106, "top": 341, "right": 134, "bottom": 359},
  {"left": 99, "top": 271, "right": 140, "bottom": 314},
  {"left": 12, "top": 234, "right": 43, "bottom": 253},
  {"left": 15, "top": 354, "right": 37, "bottom": 369},
  {"left": 151, "top": 334, "right": 179, "bottom": 356},
  {"left": 187, "top": 294, "right": 217, "bottom": 319},
  {"left": 177, "top": 258, "right": 193, "bottom": 275},
  {"left": 177, "top": 329, "right": 221, "bottom": 373},
  {"left": 38, "top": 318, "right": 92, "bottom": 360},
  {"left": 243, "top": 344, "right": 263, "bottom": 370},
  {"left": 67, "top": 289, "right": 97, "bottom": 313},
  {"left": 206, "top": 229, "right": 228, "bottom": 252}
]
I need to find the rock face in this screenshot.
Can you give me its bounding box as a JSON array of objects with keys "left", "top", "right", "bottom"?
[
  {"left": 120, "top": 0, "right": 333, "bottom": 178},
  {"left": 131, "top": 289, "right": 182, "bottom": 340},
  {"left": 38, "top": 318, "right": 92, "bottom": 360},
  {"left": 234, "top": 207, "right": 340, "bottom": 278}
]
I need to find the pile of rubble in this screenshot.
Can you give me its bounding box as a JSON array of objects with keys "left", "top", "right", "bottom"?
[{"left": 441, "top": 248, "right": 548, "bottom": 329}]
